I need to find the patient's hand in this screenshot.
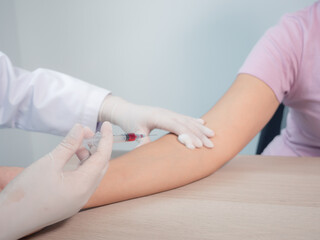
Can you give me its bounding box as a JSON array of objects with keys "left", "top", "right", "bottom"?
[{"left": 0, "top": 166, "right": 24, "bottom": 191}]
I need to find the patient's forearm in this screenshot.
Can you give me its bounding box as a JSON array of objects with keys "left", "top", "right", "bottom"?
[
  {"left": 0, "top": 167, "right": 23, "bottom": 192},
  {"left": 84, "top": 74, "right": 279, "bottom": 208},
  {"left": 84, "top": 133, "right": 218, "bottom": 208}
]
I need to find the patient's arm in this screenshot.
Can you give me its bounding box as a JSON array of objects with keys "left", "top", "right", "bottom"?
[
  {"left": 84, "top": 74, "right": 280, "bottom": 208},
  {"left": 0, "top": 167, "right": 23, "bottom": 191}
]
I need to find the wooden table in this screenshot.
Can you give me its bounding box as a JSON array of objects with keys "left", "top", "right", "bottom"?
[{"left": 25, "top": 155, "right": 320, "bottom": 240}]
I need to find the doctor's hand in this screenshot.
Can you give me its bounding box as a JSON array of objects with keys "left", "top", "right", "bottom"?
[
  {"left": 0, "top": 122, "right": 113, "bottom": 240},
  {"left": 99, "top": 95, "right": 214, "bottom": 149}
]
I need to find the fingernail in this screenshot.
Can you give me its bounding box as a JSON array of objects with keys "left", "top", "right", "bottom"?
[
  {"left": 187, "top": 144, "right": 195, "bottom": 150},
  {"left": 206, "top": 141, "right": 214, "bottom": 148},
  {"left": 206, "top": 129, "right": 214, "bottom": 137}
]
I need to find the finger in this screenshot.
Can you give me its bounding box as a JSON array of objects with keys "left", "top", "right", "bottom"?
[
  {"left": 160, "top": 121, "right": 200, "bottom": 149},
  {"left": 175, "top": 120, "right": 207, "bottom": 148},
  {"left": 76, "top": 127, "right": 95, "bottom": 161},
  {"left": 190, "top": 130, "right": 213, "bottom": 148},
  {"left": 196, "top": 118, "right": 205, "bottom": 124},
  {"left": 184, "top": 120, "right": 215, "bottom": 146},
  {"left": 157, "top": 115, "right": 213, "bottom": 138},
  {"left": 180, "top": 130, "right": 203, "bottom": 148},
  {"left": 76, "top": 147, "right": 90, "bottom": 162},
  {"left": 78, "top": 122, "right": 113, "bottom": 177},
  {"left": 186, "top": 117, "right": 215, "bottom": 136},
  {"left": 196, "top": 123, "right": 215, "bottom": 137},
  {"left": 50, "top": 124, "right": 84, "bottom": 169},
  {"left": 193, "top": 137, "right": 203, "bottom": 148},
  {"left": 83, "top": 126, "right": 95, "bottom": 139},
  {"left": 171, "top": 119, "right": 207, "bottom": 148},
  {"left": 202, "top": 136, "right": 214, "bottom": 148},
  {"left": 153, "top": 114, "right": 214, "bottom": 149},
  {"left": 188, "top": 122, "right": 214, "bottom": 148},
  {"left": 178, "top": 134, "right": 195, "bottom": 149}
]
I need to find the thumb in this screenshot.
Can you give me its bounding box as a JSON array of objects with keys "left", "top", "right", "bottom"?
[
  {"left": 50, "top": 124, "right": 84, "bottom": 169},
  {"left": 77, "top": 122, "right": 113, "bottom": 178}
]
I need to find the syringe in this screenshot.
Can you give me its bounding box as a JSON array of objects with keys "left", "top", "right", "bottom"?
[{"left": 83, "top": 132, "right": 150, "bottom": 150}]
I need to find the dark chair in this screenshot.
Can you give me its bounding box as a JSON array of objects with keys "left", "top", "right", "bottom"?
[{"left": 256, "top": 103, "right": 285, "bottom": 154}]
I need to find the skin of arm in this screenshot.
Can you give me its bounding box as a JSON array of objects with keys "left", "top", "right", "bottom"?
[{"left": 84, "top": 74, "right": 280, "bottom": 208}]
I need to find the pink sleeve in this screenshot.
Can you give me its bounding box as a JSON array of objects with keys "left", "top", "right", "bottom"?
[{"left": 238, "top": 14, "right": 303, "bottom": 103}]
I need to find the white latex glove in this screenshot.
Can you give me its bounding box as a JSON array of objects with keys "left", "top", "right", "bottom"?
[
  {"left": 0, "top": 122, "right": 113, "bottom": 240},
  {"left": 99, "top": 95, "right": 214, "bottom": 149}
]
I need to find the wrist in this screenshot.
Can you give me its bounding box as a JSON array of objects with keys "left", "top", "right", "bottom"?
[{"left": 98, "top": 95, "right": 128, "bottom": 124}]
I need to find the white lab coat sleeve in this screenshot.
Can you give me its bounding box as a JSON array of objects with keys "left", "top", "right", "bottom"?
[{"left": 0, "top": 52, "right": 110, "bottom": 136}]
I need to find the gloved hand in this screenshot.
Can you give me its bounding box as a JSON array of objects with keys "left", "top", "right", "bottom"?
[
  {"left": 99, "top": 95, "right": 214, "bottom": 149},
  {"left": 0, "top": 122, "right": 113, "bottom": 240}
]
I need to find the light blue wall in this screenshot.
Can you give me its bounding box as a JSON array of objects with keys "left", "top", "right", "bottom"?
[{"left": 0, "top": 0, "right": 316, "bottom": 166}]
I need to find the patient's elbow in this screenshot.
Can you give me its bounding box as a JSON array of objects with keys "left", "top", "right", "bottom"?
[{"left": 194, "top": 147, "right": 235, "bottom": 179}]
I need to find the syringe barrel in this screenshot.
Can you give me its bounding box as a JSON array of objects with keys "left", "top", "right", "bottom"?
[{"left": 83, "top": 133, "right": 148, "bottom": 150}]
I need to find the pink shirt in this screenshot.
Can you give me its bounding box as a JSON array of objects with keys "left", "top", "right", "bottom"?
[{"left": 239, "top": 1, "right": 320, "bottom": 156}]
